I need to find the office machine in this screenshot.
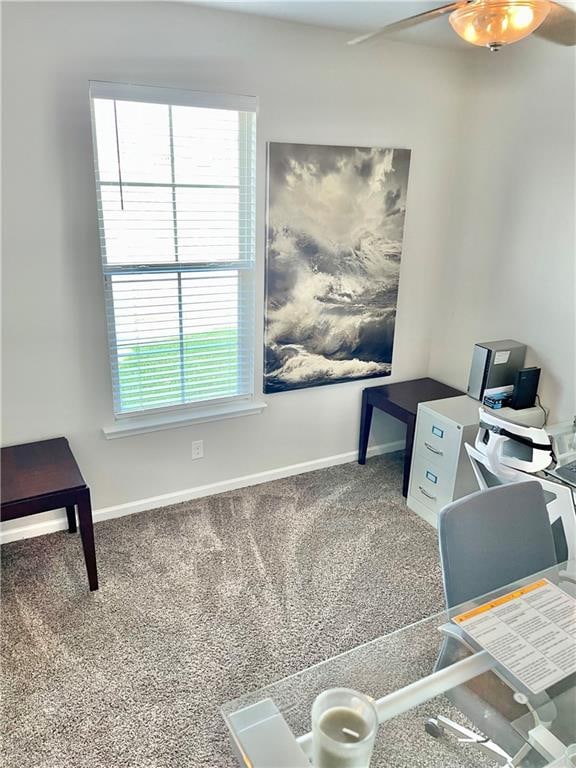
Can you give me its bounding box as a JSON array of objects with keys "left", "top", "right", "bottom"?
[
  {"left": 474, "top": 407, "right": 554, "bottom": 476},
  {"left": 467, "top": 340, "right": 526, "bottom": 402},
  {"left": 510, "top": 366, "right": 541, "bottom": 410}
]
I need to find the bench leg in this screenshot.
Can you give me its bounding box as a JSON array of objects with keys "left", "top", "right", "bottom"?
[
  {"left": 402, "top": 418, "right": 416, "bottom": 498},
  {"left": 77, "top": 488, "right": 98, "bottom": 591},
  {"left": 65, "top": 505, "right": 77, "bottom": 533},
  {"left": 358, "top": 392, "right": 373, "bottom": 465}
]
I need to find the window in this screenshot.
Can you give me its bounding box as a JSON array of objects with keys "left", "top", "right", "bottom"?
[{"left": 89, "top": 82, "right": 256, "bottom": 418}]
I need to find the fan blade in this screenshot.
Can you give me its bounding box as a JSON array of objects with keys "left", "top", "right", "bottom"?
[
  {"left": 347, "top": 2, "right": 467, "bottom": 46},
  {"left": 534, "top": 1, "right": 576, "bottom": 45}
]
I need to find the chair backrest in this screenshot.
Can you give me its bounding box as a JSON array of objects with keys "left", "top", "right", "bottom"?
[{"left": 438, "top": 481, "right": 558, "bottom": 608}]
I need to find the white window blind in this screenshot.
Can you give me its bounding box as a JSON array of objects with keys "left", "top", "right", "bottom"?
[{"left": 89, "top": 81, "right": 256, "bottom": 417}]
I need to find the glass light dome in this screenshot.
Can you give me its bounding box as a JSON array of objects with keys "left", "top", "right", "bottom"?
[{"left": 449, "top": 0, "right": 551, "bottom": 50}]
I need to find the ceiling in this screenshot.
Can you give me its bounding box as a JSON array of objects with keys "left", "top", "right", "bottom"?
[{"left": 189, "top": 1, "right": 475, "bottom": 49}]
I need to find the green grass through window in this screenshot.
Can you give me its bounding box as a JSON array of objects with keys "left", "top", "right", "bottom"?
[{"left": 117, "top": 328, "right": 239, "bottom": 412}]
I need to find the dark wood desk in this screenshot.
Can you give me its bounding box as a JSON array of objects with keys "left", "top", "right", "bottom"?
[
  {"left": 358, "top": 378, "right": 464, "bottom": 497},
  {"left": 1, "top": 437, "right": 98, "bottom": 590}
]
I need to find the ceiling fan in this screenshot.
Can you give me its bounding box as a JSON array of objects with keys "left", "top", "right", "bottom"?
[{"left": 348, "top": 0, "right": 576, "bottom": 52}]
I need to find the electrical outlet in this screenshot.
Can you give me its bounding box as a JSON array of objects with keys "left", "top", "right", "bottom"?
[{"left": 191, "top": 440, "right": 204, "bottom": 460}]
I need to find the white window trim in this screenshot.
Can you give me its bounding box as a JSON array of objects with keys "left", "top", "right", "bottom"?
[
  {"left": 89, "top": 81, "right": 258, "bottom": 420},
  {"left": 102, "top": 399, "right": 267, "bottom": 439},
  {"left": 90, "top": 81, "right": 257, "bottom": 113}
]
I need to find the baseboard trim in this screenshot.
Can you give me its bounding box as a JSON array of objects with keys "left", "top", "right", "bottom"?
[{"left": 0, "top": 441, "right": 404, "bottom": 544}]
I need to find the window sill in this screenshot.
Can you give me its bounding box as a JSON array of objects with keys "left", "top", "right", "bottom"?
[{"left": 102, "top": 400, "right": 267, "bottom": 439}]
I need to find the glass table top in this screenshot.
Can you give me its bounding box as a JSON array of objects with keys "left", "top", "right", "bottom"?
[{"left": 222, "top": 561, "right": 576, "bottom": 768}]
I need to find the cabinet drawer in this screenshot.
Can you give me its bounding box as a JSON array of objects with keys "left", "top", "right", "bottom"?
[
  {"left": 410, "top": 453, "right": 453, "bottom": 512},
  {"left": 415, "top": 409, "right": 460, "bottom": 467}
]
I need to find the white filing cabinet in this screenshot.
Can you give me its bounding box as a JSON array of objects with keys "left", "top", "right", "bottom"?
[{"left": 407, "top": 395, "right": 481, "bottom": 527}]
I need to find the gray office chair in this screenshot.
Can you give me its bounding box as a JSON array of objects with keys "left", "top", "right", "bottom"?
[
  {"left": 440, "top": 481, "right": 557, "bottom": 605},
  {"left": 426, "top": 482, "right": 558, "bottom": 767}
]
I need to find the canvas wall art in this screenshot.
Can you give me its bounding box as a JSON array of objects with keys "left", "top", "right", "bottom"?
[{"left": 264, "top": 142, "right": 411, "bottom": 394}]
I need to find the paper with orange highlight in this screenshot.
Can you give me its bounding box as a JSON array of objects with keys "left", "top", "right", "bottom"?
[{"left": 452, "top": 578, "right": 576, "bottom": 694}]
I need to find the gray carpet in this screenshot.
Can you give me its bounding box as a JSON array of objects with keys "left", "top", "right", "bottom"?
[{"left": 1, "top": 454, "right": 495, "bottom": 767}]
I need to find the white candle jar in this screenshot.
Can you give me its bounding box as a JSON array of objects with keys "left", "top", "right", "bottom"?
[{"left": 311, "top": 688, "right": 378, "bottom": 768}]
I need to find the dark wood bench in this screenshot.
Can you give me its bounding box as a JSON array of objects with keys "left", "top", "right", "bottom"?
[
  {"left": 358, "top": 378, "right": 464, "bottom": 497},
  {"left": 1, "top": 437, "right": 98, "bottom": 590}
]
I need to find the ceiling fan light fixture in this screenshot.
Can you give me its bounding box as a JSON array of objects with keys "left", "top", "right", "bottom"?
[{"left": 449, "top": 0, "right": 551, "bottom": 50}]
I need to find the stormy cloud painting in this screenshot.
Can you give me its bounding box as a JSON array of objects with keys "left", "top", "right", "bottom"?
[{"left": 264, "top": 142, "right": 411, "bottom": 394}]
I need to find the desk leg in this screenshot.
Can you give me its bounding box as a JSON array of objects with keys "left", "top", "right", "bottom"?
[
  {"left": 77, "top": 488, "right": 98, "bottom": 591},
  {"left": 65, "top": 506, "right": 77, "bottom": 534},
  {"left": 402, "top": 417, "right": 416, "bottom": 498},
  {"left": 358, "top": 392, "right": 373, "bottom": 465}
]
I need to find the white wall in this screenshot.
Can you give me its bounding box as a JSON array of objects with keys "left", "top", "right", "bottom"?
[
  {"left": 428, "top": 39, "right": 576, "bottom": 420},
  {"left": 3, "top": 4, "right": 574, "bottom": 541},
  {"left": 1, "top": 2, "right": 472, "bottom": 536}
]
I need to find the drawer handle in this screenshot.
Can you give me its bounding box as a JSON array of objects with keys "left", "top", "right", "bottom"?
[
  {"left": 419, "top": 485, "right": 437, "bottom": 501},
  {"left": 424, "top": 442, "right": 444, "bottom": 456}
]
